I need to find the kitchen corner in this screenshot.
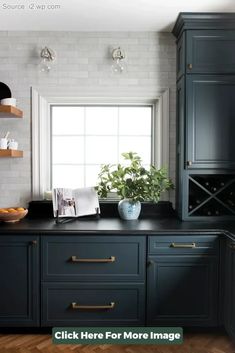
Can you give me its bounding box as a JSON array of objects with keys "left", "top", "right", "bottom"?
[{"left": 1, "top": 6, "right": 235, "bottom": 353}]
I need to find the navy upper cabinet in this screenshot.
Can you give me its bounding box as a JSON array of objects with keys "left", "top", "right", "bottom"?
[
  {"left": 186, "top": 30, "right": 235, "bottom": 74},
  {"left": 173, "top": 13, "right": 235, "bottom": 220},
  {"left": 176, "top": 32, "right": 185, "bottom": 79},
  {"left": 173, "top": 13, "right": 235, "bottom": 170},
  {"left": 0, "top": 236, "right": 39, "bottom": 327},
  {"left": 186, "top": 75, "right": 235, "bottom": 169}
]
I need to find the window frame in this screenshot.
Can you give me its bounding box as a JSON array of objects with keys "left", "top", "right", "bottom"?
[{"left": 31, "top": 88, "right": 170, "bottom": 200}]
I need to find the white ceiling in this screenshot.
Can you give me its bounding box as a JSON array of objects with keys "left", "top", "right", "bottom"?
[{"left": 0, "top": 0, "right": 235, "bottom": 31}]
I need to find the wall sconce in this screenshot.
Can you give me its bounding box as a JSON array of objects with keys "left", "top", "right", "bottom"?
[
  {"left": 111, "top": 47, "right": 125, "bottom": 74},
  {"left": 39, "top": 47, "right": 56, "bottom": 72}
]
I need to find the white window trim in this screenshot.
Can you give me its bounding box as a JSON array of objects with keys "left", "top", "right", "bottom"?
[{"left": 31, "top": 87, "right": 170, "bottom": 200}]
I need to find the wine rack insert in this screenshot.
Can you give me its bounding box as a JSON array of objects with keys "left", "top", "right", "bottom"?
[{"left": 188, "top": 174, "right": 235, "bottom": 217}]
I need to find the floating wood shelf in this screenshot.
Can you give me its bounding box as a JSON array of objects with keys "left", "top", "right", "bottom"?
[
  {"left": 0, "top": 149, "right": 23, "bottom": 158},
  {"left": 0, "top": 105, "right": 23, "bottom": 118}
]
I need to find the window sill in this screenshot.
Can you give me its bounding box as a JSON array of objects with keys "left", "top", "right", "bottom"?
[{"left": 28, "top": 200, "right": 175, "bottom": 219}]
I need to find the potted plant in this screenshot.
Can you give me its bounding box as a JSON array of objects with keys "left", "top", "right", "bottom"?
[{"left": 96, "top": 152, "right": 174, "bottom": 220}]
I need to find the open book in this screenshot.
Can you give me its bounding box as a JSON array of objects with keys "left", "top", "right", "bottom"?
[{"left": 52, "top": 187, "right": 100, "bottom": 218}]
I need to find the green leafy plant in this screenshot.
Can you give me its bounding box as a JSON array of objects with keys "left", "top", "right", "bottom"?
[{"left": 96, "top": 152, "right": 174, "bottom": 202}]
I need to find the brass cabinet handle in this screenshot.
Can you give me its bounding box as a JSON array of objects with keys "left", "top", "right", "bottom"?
[
  {"left": 70, "top": 255, "right": 115, "bottom": 263},
  {"left": 31, "top": 240, "right": 37, "bottom": 245},
  {"left": 187, "top": 160, "right": 192, "bottom": 166},
  {"left": 188, "top": 63, "right": 193, "bottom": 70},
  {"left": 170, "top": 242, "right": 196, "bottom": 249},
  {"left": 229, "top": 244, "right": 235, "bottom": 250},
  {"left": 71, "top": 302, "right": 115, "bottom": 310}
]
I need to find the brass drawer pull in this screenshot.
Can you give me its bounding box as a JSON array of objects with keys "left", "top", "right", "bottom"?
[
  {"left": 71, "top": 302, "right": 115, "bottom": 310},
  {"left": 230, "top": 244, "right": 235, "bottom": 250},
  {"left": 70, "top": 255, "right": 115, "bottom": 263},
  {"left": 188, "top": 63, "right": 193, "bottom": 70},
  {"left": 170, "top": 242, "right": 196, "bottom": 249}
]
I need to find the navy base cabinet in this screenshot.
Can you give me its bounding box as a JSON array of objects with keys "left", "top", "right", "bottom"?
[
  {"left": 224, "top": 239, "right": 235, "bottom": 339},
  {"left": 42, "top": 283, "right": 145, "bottom": 327},
  {"left": 0, "top": 236, "right": 39, "bottom": 327},
  {"left": 147, "top": 235, "right": 219, "bottom": 326},
  {"left": 41, "top": 235, "right": 146, "bottom": 327}
]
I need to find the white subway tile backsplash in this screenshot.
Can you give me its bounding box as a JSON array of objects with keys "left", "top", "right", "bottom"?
[{"left": 0, "top": 31, "right": 176, "bottom": 207}]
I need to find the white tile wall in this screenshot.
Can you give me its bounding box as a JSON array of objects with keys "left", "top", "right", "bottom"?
[{"left": 0, "top": 31, "right": 176, "bottom": 208}]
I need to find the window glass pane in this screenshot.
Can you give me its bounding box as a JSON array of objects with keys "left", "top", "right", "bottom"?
[
  {"left": 85, "top": 136, "right": 118, "bottom": 164},
  {"left": 85, "top": 165, "right": 102, "bottom": 187},
  {"left": 52, "top": 136, "right": 84, "bottom": 164},
  {"left": 85, "top": 107, "right": 118, "bottom": 135},
  {"left": 52, "top": 165, "right": 84, "bottom": 188},
  {"left": 119, "top": 107, "right": 152, "bottom": 135},
  {"left": 119, "top": 136, "right": 151, "bottom": 165},
  {"left": 51, "top": 104, "right": 153, "bottom": 190},
  {"left": 52, "top": 107, "right": 84, "bottom": 135}
]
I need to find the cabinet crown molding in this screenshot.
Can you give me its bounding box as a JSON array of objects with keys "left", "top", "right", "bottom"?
[{"left": 172, "top": 12, "right": 235, "bottom": 38}]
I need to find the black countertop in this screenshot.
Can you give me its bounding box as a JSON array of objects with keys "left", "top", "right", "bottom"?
[{"left": 0, "top": 216, "right": 235, "bottom": 240}]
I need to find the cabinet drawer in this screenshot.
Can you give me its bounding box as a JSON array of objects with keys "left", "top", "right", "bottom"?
[
  {"left": 41, "top": 283, "right": 145, "bottom": 326},
  {"left": 186, "top": 30, "right": 235, "bottom": 74},
  {"left": 42, "top": 236, "right": 145, "bottom": 282},
  {"left": 148, "top": 235, "right": 219, "bottom": 255}
]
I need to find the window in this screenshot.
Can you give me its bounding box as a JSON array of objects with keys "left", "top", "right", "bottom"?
[
  {"left": 51, "top": 105, "right": 152, "bottom": 188},
  {"left": 31, "top": 90, "right": 169, "bottom": 199}
]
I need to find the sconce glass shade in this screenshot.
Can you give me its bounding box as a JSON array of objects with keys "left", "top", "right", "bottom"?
[
  {"left": 111, "top": 58, "right": 125, "bottom": 74},
  {"left": 40, "top": 47, "right": 55, "bottom": 72},
  {"left": 39, "top": 58, "right": 52, "bottom": 72},
  {"left": 111, "top": 47, "right": 125, "bottom": 74}
]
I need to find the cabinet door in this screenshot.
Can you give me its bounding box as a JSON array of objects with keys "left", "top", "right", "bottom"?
[
  {"left": 147, "top": 256, "right": 218, "bottom": 326},
  {"left": 186, "top": 75, "right": 235, "bottom": 169},
  {"left": 186, "top": 30, "right": 235, "bottom": 74},
  {"left": 0, "top": 236, "right": 39, "bottom": 326},
  {"left": 224, "top": 240, "right": 235, "bottom": 339}
]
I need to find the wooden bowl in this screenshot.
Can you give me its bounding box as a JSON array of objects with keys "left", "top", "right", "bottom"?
[{"left": 0, "top": 208, "right": 28, "bottom": 223}]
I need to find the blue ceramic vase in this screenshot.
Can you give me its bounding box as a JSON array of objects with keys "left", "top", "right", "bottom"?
[{"left": 118, "top": 199, "right": 141, "bottom": 220}]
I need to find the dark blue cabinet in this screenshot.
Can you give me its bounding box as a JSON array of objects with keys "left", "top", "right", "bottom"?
[
  {"left": 147, "top": 235, "right": 219, "bottom": 326},
  {"left": 186, "top": 75, "right": 235, "bottom": 169},
  {"left": 147, "top": 256, "right": 218, "bottom": 326},
  {"left": 42, "top": 283, "right": 145, "bottom": 327},
  {"left": 224, "top": 240, "right": 235, "bottom": 339},
  {"left": 0, "top": 231, "right": 229, "bottom": 329},
  {"left": 42, "top": 235, "right": 145, "bottom": 282},
  {"left": 178, "top": 73, "right": 235, "bottom": 170},
  {"left": 41, "top": 235, "right": 146, "bottom": 327},
  {"left": 0, "top": 236, "right": 39, "bottom": 327},
  {"left": 186, "top": 30, "right": 235, "bottom": 74},
  {"left": 173, "top": 13, "right": 235, "bottom": 220},
  {"left": 176, "top": 32, "right": 185, "bottom": 79}
]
